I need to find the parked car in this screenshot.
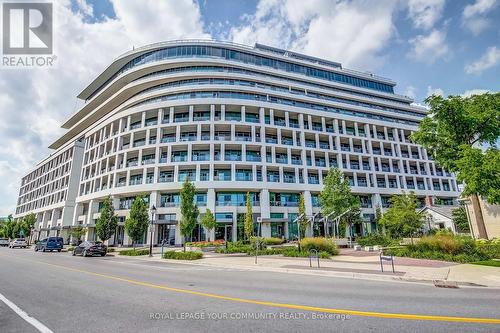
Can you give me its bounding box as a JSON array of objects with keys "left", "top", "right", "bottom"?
[
  {"left": 34, "top": 237, "right": 64, "bottom": 252},
  {"left": 72, "top": 241, "right": 107, "bottom": 257},
  {"left": 9, "top": 238, "right": 27, "bottom": 248},
  {"left": 0, "top": 238, "right": 9, "bottom": 247}
]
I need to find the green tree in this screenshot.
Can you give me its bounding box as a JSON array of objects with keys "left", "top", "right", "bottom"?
[
  {"left": 374, "top": 205, "right": 384, "bottom": 234},
  {"left": 319, "top": 168, "right": 360, "bottom": 237},
  {"left": 298, "top": 193, "right": 308, "bottom": 239},
  {"left": 70, "top": 225, "right": 87, "bottom": 244},
  {"left": 452, "top": 205, "right": 470, "bottom": 233},
  {"left": 125, "top": 195, "right": 149, "bottom": 249},
  {"left": 201, "top": 209, "right": 216, "bottom": 242},
  {"left": 244, "top": 192, "right": 253, "bottom": 240},
  {"left": 412, "top": 93, "right": 500, "bottom": 237},
  {"left": 179, "top": 179, "right": 199, "bottom": 251},
  {"left": 380, "top": 192, "right": 424, "bottom": 242},
  {"left": 21, "top": 213, "right": 37, "bottom": 244},
  {"left": 95, "top": 196, "right": 118, "bottom": 243}
]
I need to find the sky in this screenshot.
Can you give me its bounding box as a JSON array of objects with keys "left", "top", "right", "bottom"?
[{"left": 0, "top": 0, "right": 499, "bottom": 216}]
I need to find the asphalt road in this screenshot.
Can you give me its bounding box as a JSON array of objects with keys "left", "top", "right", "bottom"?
[{"left": 0, "top": 247, "right": 499, "bottom": 333}]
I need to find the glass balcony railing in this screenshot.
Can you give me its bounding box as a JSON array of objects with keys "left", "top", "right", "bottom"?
[
  {"left": 276, "top": 157, "right": 288, "bottom": 164},
  {"left": 246, "top": 155, "right": 261, "bottom": 162},
  {"left": 267, "top": 175, "right": 280, "bottom": 182},
  {"left": 161, "top": 136, "right": 175, "bottom": 143},
  {"left": 235, "top": 174, "right": 253, "bottom": 181},
  {"left": 291, "top": 159, "right": 302, "bottom": 165},
  {"left": 308, "top": 177, "right": 319, "bottom": 184}
]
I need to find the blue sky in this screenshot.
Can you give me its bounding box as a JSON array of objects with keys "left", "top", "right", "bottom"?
[{"left": 0, "top": 0, "right": 499, "bottom": 216}]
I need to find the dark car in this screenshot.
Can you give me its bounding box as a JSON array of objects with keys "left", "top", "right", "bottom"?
[
  {"left": 72, "top": 241, "right": 107, "bottom": 257},
  {"left": 34, "top": 237, "right": 64, "bottom": 252}
]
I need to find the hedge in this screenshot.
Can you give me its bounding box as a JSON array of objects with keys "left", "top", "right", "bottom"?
[
  {"left": 163, "top": 251, "right": 203, "bottom": 260},
  {"left": 119, "top": 249, "right": 150, "bottom": 256}
]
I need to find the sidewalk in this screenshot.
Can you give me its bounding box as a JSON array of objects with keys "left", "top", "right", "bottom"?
[{"left": 115, "top": 248, "right": 500, "bottom": 288}]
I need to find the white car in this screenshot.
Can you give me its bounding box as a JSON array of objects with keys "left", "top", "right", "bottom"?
[
  {"left": 0, "top": 238, "right": 9, "bottom": 247},
  {"left": 9, "top": 238, "right": 27, "bottom": 248}
]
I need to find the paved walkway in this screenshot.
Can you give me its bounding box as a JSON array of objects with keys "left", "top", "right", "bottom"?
[{"left": 118, "top": 248, "right": 500, "bottom": 288}]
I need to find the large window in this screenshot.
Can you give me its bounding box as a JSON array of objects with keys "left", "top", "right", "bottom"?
[{"left": 104, "top": 45, "right": 394, "bottom": 97}]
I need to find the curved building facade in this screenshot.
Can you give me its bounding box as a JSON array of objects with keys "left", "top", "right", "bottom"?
[{"left": 15, "top": 40, "right": 460, "bottom": 245}]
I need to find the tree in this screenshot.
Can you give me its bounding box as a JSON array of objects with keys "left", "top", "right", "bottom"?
[
  {"left": 244, "top": 192, "right": 253, "bottom": 240},
  {"left": 412, "top": 93, "right": 500, "bottom": 237},
  {"left": 319, "top": 168, "right": 360, "bottom": 237},
  {"left": 201, "top": 209, "right": 216, "bottom": 242},
  {"left": 95, "top": 195, "right": 118, "bottom": 243},
  {"left": 19, "top": 213, "right": 36, "bottom": 244},
  {"left": 297, "top": 193, "right": 308, "bottom": 239},
  {"left": 70, "top": 225, "right": 87, "bottom": 244},
  {"left": 125, "top": 195, "right": 149, "bottom": 249},
  {"left": 379, "top": 192, "right": 424, "bottom": 242},
  {"left": 374, "top": 205, "right": 384, "bottom": 234},
  {"left": 452, "top": 205, "right": 470, "bottom": 233},
  {"left": 179, "top": 179, "right": 199, "bottom": 251}
]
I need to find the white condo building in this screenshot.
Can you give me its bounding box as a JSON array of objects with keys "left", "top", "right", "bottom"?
[{"left": 14, "top": 40, "right": 460, "bottom": 245}]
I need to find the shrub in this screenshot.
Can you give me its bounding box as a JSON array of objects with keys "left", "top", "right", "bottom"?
[
  {"left": 106, "top": 247, "right": 115, "bottom": 253},
  {"left": 67, "top": 246, "right": 74, "bottom": 252},
  {"left": 281, "top": 247, "right": 331, "bottom": 258},
  {"left": 384, "top": 233, "right": 492, "bottom": 263},
  {"left": 119, "top": 249, "right": 150, "bottom": 256},
  {"left": 300, "top": 237, "right": 338, "bottom": 255},
  {"left": 478, "top": 243, "right": 500, "bottom": 259},
  {"left": 250, "top": 237, "right": 284, "bottom": 249},
  {"left": 356, "top": 233, "right": 395, "bottom": 247},
  {"left": 186, "top": 240, "right": 225, "bottom": 248},
  {"left": 163, "top": 251, "right": 203, "bottom": 260},
  {"left": 215, "top": 242, "right": 253, "bottom": 254}
]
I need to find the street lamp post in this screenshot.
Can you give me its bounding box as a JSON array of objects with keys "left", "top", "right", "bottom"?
[{"left": 149, "top": 205, "right": 156, "bottom": 257}]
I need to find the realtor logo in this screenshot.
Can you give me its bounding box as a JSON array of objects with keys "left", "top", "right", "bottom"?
[{"left": 2, "top": 2, "right": 53, "bottom": 54}]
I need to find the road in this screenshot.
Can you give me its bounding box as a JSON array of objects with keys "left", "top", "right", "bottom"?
[{"left": 0, "top": 247, "right": 499, "bottom": 333}]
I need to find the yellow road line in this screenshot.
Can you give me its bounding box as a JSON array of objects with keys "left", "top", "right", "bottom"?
[{"left": 2, "top": 254, "right": 500, "bottom": 324}]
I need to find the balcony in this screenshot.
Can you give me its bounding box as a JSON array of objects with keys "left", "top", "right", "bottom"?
[
  {"left": 340, "top": 145, "right": 350, "bottom": 152},
  {"left": 180, "top": 134, "right": 197, "bottom": 142},
  {"left": 308, "top": 177, "right": 319, "bottom": 184},
  {"left": 235, "top": 174, "right": 253, "bottom": 181},
  {"left": 126, "top": 161, "right": 138, "bottom": 167},
  {"left": 214, "top": 174, "right": 231, "bottom": 181},
  {"left": 289, "top": 121, "right": 299, "bottom": 128},
  {"left": 282, "top": 137, "right": 293, "bottom": 146},
  {"left": 315, "top": 160, "right": 326, "bottom": 167},
  {"left": 319, "top": 142, "right": 330, "bottom": 149},
  {"left": 284, "top": 176, "right": 296, "bottom": 183},
  {"left": 245, "top": 115, "right": 259, "bottom": 123},
  {"left": 225, "top": 154, "right": 242, "bottom": 161},
  {"left": 130, "top": 123, "right": 141, "bottom": 130},
  {"left": 246, "top": 154, "right": 261, "bottom": 162},
  {"left": 235, "top": 134, "right": 252, "bottom": 142},
  {"left": 270, "top": 201, "right": 298, "bottom": 207},
  {"left": 275, "top": 119, "right": 286, "bottom": 126},
  {"left": 291, "top": 159, "right": 302, "bottom": 165},
  {"left": 305, "top": 141, "right": 316, "bottom": 148},
  {"left": 192, "top": 154, "right": 209, "bottom": 161},
  {"left": 266, "top": 137, "right": 278, "bottom": 144},
  {"left": 276, "top": 157, "right": 288, "bottom": 164},
  {"left": 141, "top": 159, "right": 155, "bottom": 165},
  {"left": 215, "top": 133, "right": 231, "bottom": 141},
  {"left": 267, "top": 174, "right": 280, "bottom": 182},
  {"left": 145, "top": 119, "right": 158, "bottom": 126},
  {"left": 172, "top": 155, "right": 187, "bottom": 162},
  {"left": 129, "top": 178, "right": 143, "bottom": 186},
  {"left": 161, "top": 136, "right": 175, "bottom": 143}
]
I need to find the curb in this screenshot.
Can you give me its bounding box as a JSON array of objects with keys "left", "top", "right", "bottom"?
[{"left": 110, "top": 254, "right": 497, "bottom": 288}]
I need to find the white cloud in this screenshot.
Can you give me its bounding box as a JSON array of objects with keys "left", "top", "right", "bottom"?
[
  {"left": 426, "top": 85, "right": 444, "bottom": 97},
  {"left": 0, "top": 0, "right": 208, "bottom": 215},
  {"left": 228, "top": 0, "right": 399, "bottom": 70},
  {"left": 462, "top": 0, "right": 497, "bottom": 35},
  {"left": 407, "top": 29, "right": 449, "bottom": 63},
  {"left": 404, "top": 85, "right": 417, "bottom": 99},
  {"left": 465, "top": 46, "right": 500, "bottom": 74},
  {"left": 461, "top": 89, "right": 490, "bottom": 97},
  {"left": 407, "top": 0, "right": 446, "bottom": 30}
]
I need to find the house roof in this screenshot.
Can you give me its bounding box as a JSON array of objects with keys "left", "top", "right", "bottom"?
[{"left": 420, "top": 205, "right": 459, "bottom": 220}]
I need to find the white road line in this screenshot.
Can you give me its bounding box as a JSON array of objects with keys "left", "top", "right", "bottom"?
[{"left": 0, "top": 292, "right": 54, "bottom": 333}]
